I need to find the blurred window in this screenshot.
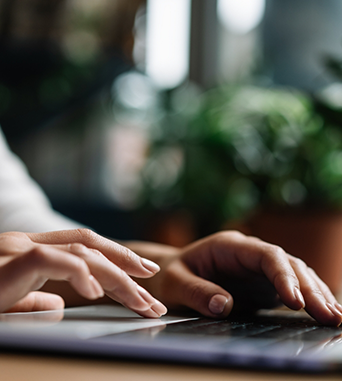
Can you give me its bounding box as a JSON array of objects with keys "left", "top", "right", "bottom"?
[
  {"left": 145, "top": 0, "right": 191, "bottom": 89},
  {"left": 217, "top": 0, "right": 265, "bottom": 35}
]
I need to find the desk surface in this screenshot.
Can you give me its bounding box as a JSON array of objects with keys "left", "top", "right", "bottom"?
[{"left": 1, "top": 354, "right": 342, "bottom": 381}]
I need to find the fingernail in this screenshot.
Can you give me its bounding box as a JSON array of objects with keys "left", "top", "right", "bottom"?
[
  {"left": 140, "top": 308, "right": 161, "bottom": 318},
  {"left": 326, "top": 303, "right": 342, "bottom": 319},
  {"left": 141, "top": 258, "right": 160, "bottom": 273},
  {"left": 151, "top": 300, "right": 168, "bottom": 316},
  {"left": 208, "top": 294, "right": 228, "bottom": 315},
  {"left": 136, "top": 285, "right": 167, "bottom": 316},
  {"left": 136, "top": 285, "right": 154, "bottom": 307},
  {"left": 89, "top": 275, "right": 104, "bottom": 298},
  {"left": 335, "top": 303, "right": 342, "bottom": 314},
  {"left": 294, "top": 288, "right": 305, "bottom": 309}
]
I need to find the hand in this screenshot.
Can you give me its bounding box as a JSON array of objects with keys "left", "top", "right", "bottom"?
[
  {"left": 0, "top": 229, "right": 167, "bottom": 317},
  {"left": 131, "top": 231, "right": 342, "bottom": 326}
]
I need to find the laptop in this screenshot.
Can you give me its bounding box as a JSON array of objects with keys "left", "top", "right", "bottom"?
[{"left": 0, "top": 304, "right": 341, "bottom": 372}]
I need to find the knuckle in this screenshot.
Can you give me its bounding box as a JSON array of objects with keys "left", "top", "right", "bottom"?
[
  {"left": 307, "top": 266, "right": 317, "bottom": 276},
  {"left": 70, "top": 256, "right": 89, "bottom": 275},
  {"left": 291, "top": 256, "right": 307, "bottom": 270},
  {"left": 225, "top": 230, "right": 245, "bottom": 239},
  {"left": 319, "top": 281, "right": 331, "bottom": 294},
  {"left": 274, "top": 270, "right": 296, "bottom": 283},
  {"left": 186, "top": 281, "right": 206, "bottom": 304},
  {"left": 245, "top": 240, "right": 285, "bottom": 261},
  {"left": 273, "top": 270, "right": 298, "bottom": 289},
  {"left": 228, "top": 230, "right": 245, "bottom": 240},
  {"left": 68, "top": 243, "right": 87, "bottom": 254},
  {"left": 75, "top": 228, "right": 97, "bottom": 244},
  {"left": 263, "top": 244, "right": 286, "bottom": 259},
  {"left": 26, "top": 246, "right": 48, "bottom": 265},
  {"left": 303, "top": 286, "right": 323, "bottom": 298},
  {"left": 122, "top": 247, "right": 136, "bottom": 262},
  {"left": 249, "top": 235, "right": 262, "bottom": 241},
  {"left": 115, "top": 244, "right": 138, "bottom": 264},
  {"left": 90, "top": 249, "right": 103, "bottom": 257},
  {"left": 213, "top": 230, "right": 245, "bottom": 243},
  {"left": 107, "top": 269, "right": 131, "bottom": 293}
]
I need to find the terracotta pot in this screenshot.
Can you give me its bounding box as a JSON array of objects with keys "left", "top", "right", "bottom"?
[{"left": 239, "top": 209, "right": 342, "bottom": 295}]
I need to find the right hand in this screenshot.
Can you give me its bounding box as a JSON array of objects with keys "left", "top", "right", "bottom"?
[
  {"left": 0, "top": 229, "right": 167, "bottom": 318},
  {"left": 129, "top": 231, "right": 342, "bottom": 326}
]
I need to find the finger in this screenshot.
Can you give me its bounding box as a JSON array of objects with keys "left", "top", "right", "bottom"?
[
  {"left": 27, "top": 229, "right": 160, "bottom": 278},
  {"left": 213, "top": 232, "right": 341, "bottom": 324},
  {"left": 0, "top": 246, "right": 104, "bottom": 312},
  {"left": 208, "top": 233, "right": 306, "bottom": 310},
  {"left": 290, "top": 258, "right": 342, "bottom": 326},
  {"left": 5, "top": 291, "right": 64, "bottom": 313},
  {"left": 163, "top": 260, "right": 234, "bottom": 318},
  {"left": 131, "top": 286, "right": 168, "bottom": 318},
  {"left": 307, "top": 268, "right": 337, "bottom": 305},
  {"left": 63, "top": 243, "right": 167, "bottom": 317},
  {"left": 310, "top": 269, "right": 342, "bottom": 319},
  {"left": 0, "top": 232, "right": 34, "bottom": 257}
]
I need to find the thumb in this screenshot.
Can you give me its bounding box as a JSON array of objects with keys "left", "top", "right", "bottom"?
[
  {"left": 165, "top": 261, "right": 234, "bottom": 318},
  {"left": 5, "top": 291, "right": 65, "bottom": 313}
]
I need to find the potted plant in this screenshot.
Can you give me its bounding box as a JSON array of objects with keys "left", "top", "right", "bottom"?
[{"left": 141, "top": 84, "right": 342, "bottom": 294}]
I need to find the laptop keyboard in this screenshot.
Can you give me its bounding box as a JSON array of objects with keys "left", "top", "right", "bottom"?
[
  {"left": 158, "top": 314, "right": 342, "bottom": 344},
  {"left": 100, "top": 310, "right": 342, "bottom": 368}
]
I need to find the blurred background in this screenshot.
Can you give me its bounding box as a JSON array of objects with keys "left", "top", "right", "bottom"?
[{"left": 2, "top": 0, "right": 342, "bottom": 246}]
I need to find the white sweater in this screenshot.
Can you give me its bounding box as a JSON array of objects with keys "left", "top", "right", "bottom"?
[{"left": 0, "top": 129, "right": 81, "bottom": 233}]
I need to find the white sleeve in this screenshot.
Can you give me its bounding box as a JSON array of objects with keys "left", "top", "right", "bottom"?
[{"left": 0, "top": 129, "right": 83, "bottom": 233}]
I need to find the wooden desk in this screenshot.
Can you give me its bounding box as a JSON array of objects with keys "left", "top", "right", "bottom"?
[{"left": 1, "top": 354, "right": 341, "bottom": 381}]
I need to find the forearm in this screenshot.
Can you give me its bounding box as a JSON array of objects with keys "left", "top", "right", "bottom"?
[{"left": 0, "top": 128, "right": 83, "bottom": 233}]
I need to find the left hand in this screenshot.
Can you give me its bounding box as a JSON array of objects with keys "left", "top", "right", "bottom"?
[
  {"left": 0, "top": 229, "right": 167, "bottom": 317},
  {"left": 131, "top": 231, "right": 342, "bottom": 326}
]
